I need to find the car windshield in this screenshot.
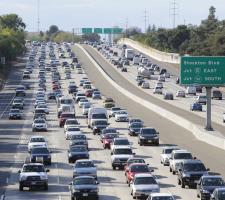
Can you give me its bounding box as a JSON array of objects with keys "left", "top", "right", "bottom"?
[
  {"left": 152, "top": 197, "right": 174, "bottom": 200},
  {"left": 128, "top": 159, "right": 145, "bottom": 164},
  {"left": 117, "top": 111, "right": 127, "bottom": 115},
  {"left": 130, "top": 123, "right": 142, "bottom": 128},
  {"left": 141, "top": 129, "right": 156, "bottom": 135},
  {"left": 67, "top": 127, "right": 80, "bottom": 131},
  {"left": 11, "top": 109, "right": 20, "bottom": 113},
  {"left": 164, "top": 148, "right": 179, "bottom": 154},
  {"left": 61, "top": 114, "right": 75, "bottom": 118},
  {"left": 71, "top": 141, "right": 86, "bottom": 146},
  {"left": 174, "top": 153, "right": 192, "bottom": 159},
  {"left": 218, "top": 191, "right": 225, "bottom": 199},
  {"left": 71, "top": 135, "right": 86, "bottom": 140},
  {"left": 130, "top": 165, "right": 149, "bottom": 172},
  {"left": 23, "top": 165, "right": 45, "bottom": 172},
  {"left": 30, "top": 137, "right": 45, "bottom": 142},
  {"left": 183, "top": 163, "right": 206, "bottom": 172},
  {"left": 103, "top": 129, "right": 117, "bottom": 134},
  {"left": 31, "top": 148, "right": 49, "bottom": 154},
  {"left": 93, "top": 120, "right": 107, "bottom": 125},
  {"left": 70, "top": 146, "right": 87, "bottom": 152},
  {"left": 73, "top": 177, "right": 95, "bottom": 185},
  {"left": 66, "top": 120, "right": 78, "bottom": 125},
  {"left": 114, "top": 139, "right": 129, "bottom": 145},
  {"left": 84, "top": 104, "right": 90, "bottom": 108},
  {"left": 202, "top": 178, "right": 225, "bottom": 186},
  {"left": 114, "top": 148, "right": 132, "bottom": 155},
  {"left": 134, "top": 177, "right": 157, "bottom": 185},
  {"left": 60, "top": 99, "right": 73, "bottom": 104},
  {"left": 34, "top": 119, "right": 45, "bottom": 123},
  {"left": 105, "top": 134, "right": 118, "bottom": 139},
  {"left": 92, "top": 113, "right": 107, "bottom": 119},
  {"left": 112, "top": 108, "right": 120, "bottom": 111},
  {"left": 75, "top": 161, "right": 94, "bottom": 168}
]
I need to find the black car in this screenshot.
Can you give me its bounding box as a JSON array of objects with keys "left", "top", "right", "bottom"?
[
  {"left": 30, "top": 147, "right": 52, "bottom": 165},
  {"left": 68, "top": 85, "right": 78, "bottom": 94},
  {"left": 138, "top": 127, "right": 159, "bottom": 146},
  {"left": 69, "top": 176, "right": 99, "bottom": 200},
  {"left": 68, "top": 145, "right": 89, "bottom": 163},
  {"left": 9, "top": 109, "right": 22, "bottom": 119},
  {"left": 92, "top": 120, "right": 109, "bottom": 135},
  {"left": 128, "top": 122, "right": 143, "bottom": 136},
  {"left": 212, "top": 90, "right": 222, "bottom": 100},
  {"left": 177, "top": 160, "right": 209, "bottom": 188},
  {"left": 47, "top": 92, "right": 56, "bottom": 100},
  {"left": 100, "top": 128, "right": 117, "bottom": 142}
]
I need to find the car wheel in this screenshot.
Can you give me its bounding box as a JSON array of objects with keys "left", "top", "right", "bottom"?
[
  {"left": 172, "top": 170, "right": 175, "bottom": 175},
  {"left": 112, "top": 165, "right": 116, "bottom": 170},
  {"left": 71, "top": 196, "right": 74, "bottom": 200},
  {"left": 44, "top": 184, "right": 48, "bottom": 190},
  {"left": 19, "top": 184, "right": 23, "bottom": 191},
  {"left": 169, "top": 167, "right": 172, "bottom": 172},
  {"left": 178, "top": 178, "right": 181, "bottom": 185},
  {"left": 181, "top": 180, "right": 185, "bottom": 188}
]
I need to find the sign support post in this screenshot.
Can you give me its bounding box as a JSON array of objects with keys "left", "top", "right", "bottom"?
[{"left": 205, "top": 87, "right": 213, "bottom": 131}]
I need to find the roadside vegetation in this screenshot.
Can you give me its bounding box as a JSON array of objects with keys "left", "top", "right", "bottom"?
[{"left": 129, "top": 6, "right": 225, "bottom": 56}]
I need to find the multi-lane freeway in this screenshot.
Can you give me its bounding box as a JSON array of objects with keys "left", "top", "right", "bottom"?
[{"left": 0, "top": 42, "right": 225, "bottom": 200}]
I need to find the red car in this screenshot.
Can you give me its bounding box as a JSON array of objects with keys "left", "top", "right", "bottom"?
[
  {"left": 102, "top": 133, "right": 118, "bottom": 149},
  {"left": 85, "top": 89, "right": 93, "bottom": 98},
  {"left": 125, "top": 163, "right": 152, "bottom": 185},
  {"left": 59, "top": 112, "right": 75, "bottom": 127},
  {"left": 124, "top": 158, "right": 146, "bottom": 173}
]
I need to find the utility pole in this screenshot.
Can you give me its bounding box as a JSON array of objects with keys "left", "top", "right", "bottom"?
[
  {"left": 72, "top": 28, "right": 75, "bottom": 44},
  {"left": 144, "top": 9, "right": 147, "bottom": 33},
  {"left": 170, "top": 0, "right": 178, "bottom": 28},
  {"left": 37, "top": 0, "right": 40, "bottom": 33}
]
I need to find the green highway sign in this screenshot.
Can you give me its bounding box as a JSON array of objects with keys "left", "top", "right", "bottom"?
[
  {"left": 94, "top": 28, "right": 102, "bottom": 34},
  {"left": 112, "top": 28, "right": 123, "bottom": 34},
  {"left": 82, "top": 28, "right": 92, "bottom": 34},
  {"left": 103, "top": 28, "right": 112, "bottom": 34},
  {"left": 181, "top": 56, "right": 225, "bottom": 86}
]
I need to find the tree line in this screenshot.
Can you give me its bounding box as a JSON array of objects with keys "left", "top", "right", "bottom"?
[
  {"left": 0, "top": 14, "right": 26, "bottom": 62},
  {"left": 130, "top": 6, "right": 225, "bottom": 56}
]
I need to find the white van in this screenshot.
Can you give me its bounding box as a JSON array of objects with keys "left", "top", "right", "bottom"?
[
  {"left": 185, "top": 86, "right": 196, "bottom": 95},
  {"left": 133, "top": 55, "right": 140, "bottom": 65},
  {"left": 87, "top": 107, "right": 108, "bottom": 128}
]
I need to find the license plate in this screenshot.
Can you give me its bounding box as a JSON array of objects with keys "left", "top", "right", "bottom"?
[
  {"left": 148, "top": 140, "right": 152, "bottom": 142},
  {"left": 83, "top": 193, "right": 88, "bottom": 197},
  {"left": 194, "top": 180, "right": 199, "bottom": 183},
  {"left": 31, "top": 182, "right": 36, "bottom": 185}
]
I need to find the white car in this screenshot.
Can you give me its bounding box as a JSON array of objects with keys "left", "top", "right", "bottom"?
[
  {"left": 28, "top": 136, "right": 47, "bottom": 152},
  {"left": 110, "top": 107, "right": 121, "bottom": 117},
  {"left": 32, "top": 118, "right": 47, "bottom": 132},
  {"left": 110, "top": 137, "right": 132, "bottom": 152},
  {"left": 176, "top": 90, "right": 185, "bottom": 98},
  {"left": 36, "top": 104, "right": 49, "bottom": 114},
  {"left": 111, "top": 146, "right": 134, "bottom": 170},
  {"left": 82, "top": 102, "right": 91, "bottom": 115},
  {"left": 78, "top": 98, "right": 89, "bottom": 108},
  {"left": 64, "top": 119, "right": 80, "bottom": 132},
  {"left": 160, "top": 146, "right": 180, "bottom": 166},
  {"left": 153, "top": 87, "right": 162, "bottom": 94},
  {"left": 148, "top": 193, "right": 175, "bottom": 200},
  {"left": 130, "top": 174, "right": 160, "bottom": 199},
  {"left": 158, "top": 75, "right": 165, "bottom": 82},
  {"left": 65, "top": 126, "right": 82, "bottom": 140},
  {"left": 155, "top": 82, "right": 163, "bottom": 88},
  {"left": 115, "top": 110, "right": 129, "bottom": 122},
  {"left": 77, "top": 68, "right": 83, "bottom": 74},
  {"left": 142, "top": 82, "right": 150, "bottom": 89},
  {"left": 169, "top": 149, "right": 193, "bottom": 174}
]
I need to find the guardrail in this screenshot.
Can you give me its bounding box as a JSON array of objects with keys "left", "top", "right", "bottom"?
[
  {"left": 77, "top": 44, "right": 225, "bottom": 151},
  {"left": 118, "top": 38, "right": 180, "bottom": 64}
]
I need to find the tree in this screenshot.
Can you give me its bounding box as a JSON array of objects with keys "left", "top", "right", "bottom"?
[
  {"left": 48, "top": 25, "right": 59, "bottom": 35},
  {"left": 0, "top": 14, "right": 25, "bottom": 31},
  {"left": 82, "top": 33, "right": 100, "bottom": 42}
]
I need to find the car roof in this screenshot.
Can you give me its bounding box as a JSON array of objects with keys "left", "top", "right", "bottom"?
[
  {"left": 30, "top": 136, "right": 45, "bottom": 139},
  {"left": 23, "top": 163, "right": 44, "bottom": 166},
  {"left": 172, "top": 149, "right": 190, "bottom": 154},
  {"left": 130, "top": 163, "right": 147, "bottom": 166},
  {"left": 202, "top": 175, "right": 223, "bottom": 179},
  {"left": 162, "top": 146, "right": 179, "bottom": 150},
  {"left": 76, "top": 159, "right": 93, "bottom": 163},
  {"left": 150, "top": 193, "right": 173, "bottom": 197},
  {"left": 134, "top": 173, "right": 153, "bottom": 178},
  {"left": 114, "top": 146, "right": 132, "bottom": 149},
  {"left": 182, "top": 159, "right": 203, "bottom": 164},
  {"left": 216, "top": 187, "right": 225, "bottom": 191}
]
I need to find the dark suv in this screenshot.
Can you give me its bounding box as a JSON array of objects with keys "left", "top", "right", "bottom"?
[
  {"left": 212, "top": 90, "right": 222, "bottom": 100},
  {"left": 177, "top": 160, "right": 209, "bottom": 188},
  {"left": 138, "top": 127, "right": 159, "bottom": 146}
]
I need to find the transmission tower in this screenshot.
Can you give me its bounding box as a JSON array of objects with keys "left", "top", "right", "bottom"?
[
  {"left": 143, "top": 9, "right": 148, "bottom": 33},
  {"left": 170, "top": 0, "right": 178, "bottom": 28},
  {"left": 37, "top": 0, "right": 40, "bottom": 32}
]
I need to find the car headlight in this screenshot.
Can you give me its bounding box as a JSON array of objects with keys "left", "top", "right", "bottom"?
[
  {"left": 73, "top": 189, "right": 80, "bottom": 192},
  {"left": 47, "top": 155, "right": 51, "bottom": 158},
  {"left": 140, "top": 136, "right": 145, "bottom": 139},
  {"left": 183, "top": 174, "right": 190, "bottom": 178},
  {"left": 20, "top": 176, "right": 27, "bottom": 181},
  {"left": 154, "top": 136, "right": 159, "bottom": 139},
  {"left": 202, "top": 189, "right": 210, "bottom": 194},
  {"left": 69, "top": 153, "right": 72, "bottom": 157},
  {"left": 40, "top": 175, "right": 48, "bottom": 180}
]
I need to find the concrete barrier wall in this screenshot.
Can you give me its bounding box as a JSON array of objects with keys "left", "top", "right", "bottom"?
[
  {"left": 77, "top": 44, "right": 225, "bottom": 151},
  {"left": 118, "top": 38, "right": 180, "bottom": 64}
]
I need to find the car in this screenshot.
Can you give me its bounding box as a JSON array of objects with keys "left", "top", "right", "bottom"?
[
  {"left": 177, "top": 160, "right": 209, "bottom": 188},
  {"left": 92, "top": 91, "right": 102, "bottom": 99},
  {"left": 160, "top": 146, "right": 180, "bottom": 166},
  {"left": 155, "top": 82, "right": 163, "bottom": 89},
  {"left": 70, "top": 134, "right": 87, "bottom": 142},
  {"left": 73, "top": 159, "right": 97, "bottom": 179},
  {"left": 64, "top": 119, "right": 80, "bottom": 131},
  {"left": 142, "top": 82, "right": 150, "bottom": 89},
  {"left": 70, "top": 140, "right": 89, "bottom": 150},
  {"left": 69, "top": 176, "right": 99, "bottom": 200},
  {"left": 128, "top": 122, "right": 143, "bottom": 136},
  {"left": 77, "top": 68, "right": 83, "bottom": 74},
  {"left": 85, "top": 89, "right": 93, "bottom": 97},
  {"left": 164, "top": 92, "right": 174, "bottom": 100},
  {"left": 125, "top": 163, "right": 153, "bottom": 185},
  {"left": 153, "top": 87, "right": 163, "bottom": 94},
  {"left": 137, "top": 79, "right": 145, "bottom": 86},
  {"left": 103, "top": 97, "right": 115, "bottom": 108},
  {"left": 158, "top": 75, "right": 165, "bottom": 82},
  {"left": 147, "top": 193, "right": 175, "bottom": 200},
  {"left": 15, "top": 86, "right": 26, "bottom": 96},
  {"left": 23, "top": 71, "right": 30, "bottom": 79},
  {"left": 128, "top": 118, "right": 144, "bottom": 127},
  {"left": 109, "top": 107, "right": 121, "bottom": 117},
  {"left": 65, "top": 126, "right": 82, "bottom": 140},
  {"left": 78, "top": 98, "right": 89, "bottom": 108},
  {"left": 68, "top": 145, "right": 89, "bottom": 163},
  {"left": 30, "top": 147, "right": 52, "bottom": 165},
  {"left": 115, "top": 110, "right": 129, "bottom": 122},
  {"left": 211, "top": 187, "right": 225, "bottom": 200},
  {"left": 138, "top": 127, "right": 159, "bottom": 146},
  {"left": 9, "top": 108, "right": 22, "bottom": 119},
  {"left": 197, "top": 176, "right": 225, "bottom": 200},
  {"left": 36, "top": 104, "right": 49, "bottom": 114},
  {"left": 169, "top": 149, "right": 194, "bottom": 175},
  {"left": 190, "top": 102, "right": 203, "bottom": 111},
  {"left": 18, "top": 163, "right": 49, "bottom": 191},
  {"left": 212, "top": 90, "right": 222, "bottom": 100},
  {"left": 102, "top": 133, "right": 118, "bottom": 149},
  {"left": 110, "top": 137, "right": 132, "bottom": 152},
  {"left": 82, "top": 102, "right": 91, "bottom": 115},
  {"left": 130, "top": 174, "right": 160, "bottom": 199},
  {"left": 92, "top": 120, "right": 109, "bottom": 135},
  {"left": 75, "top": 92, "right": 86, "bottom": 103},
  {"left": 32, "top": 118, "right": 47, "bottom": 132},
  {"left": 59, "top": 112, "right": 75, "bottom": 127},
  {"left": 121, "top": 67, "right": 127, "bottom": 72},
  {"left": 12, "top": 99, "right": 24, "bottom": 109},
  {"left": 124, "top": 158, "right": 146, "bottom": 173},
  {"left": 100, "top": 127, "right": 117, "bottom": 142},
  {"left": 28, "top": 136, "right": 47, "bottom": 152},
  {"left": 111, "top": 146, "right": 135, "bottom": 170},
  {"left": 176, "top": 90, "right": 186, "bottom": 98},
  {"left": 68, "top": 85, "right": 77, "bottom": 94},
  {"left": 186, "top": 86, "right": 196, "bottom": 95},
  {"left": 197, "top": 95, "right": 207, "bottom": 105}
]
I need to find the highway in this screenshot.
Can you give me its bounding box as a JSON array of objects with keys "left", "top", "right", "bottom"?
[{"left": 0, "top": 43, "right": 224, "bottom": 200}]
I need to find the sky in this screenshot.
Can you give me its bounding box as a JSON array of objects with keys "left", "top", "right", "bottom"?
[{"left": 0, "top": 0, "right": 225, "bottom": 32}]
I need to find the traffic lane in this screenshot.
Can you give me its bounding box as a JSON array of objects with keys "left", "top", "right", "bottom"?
[
  {"left": 82, "top": 45, "right": 225, "bottom": 135},
  {"left": 73, "top": 45, "right": 225, "bottom": 178}
]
